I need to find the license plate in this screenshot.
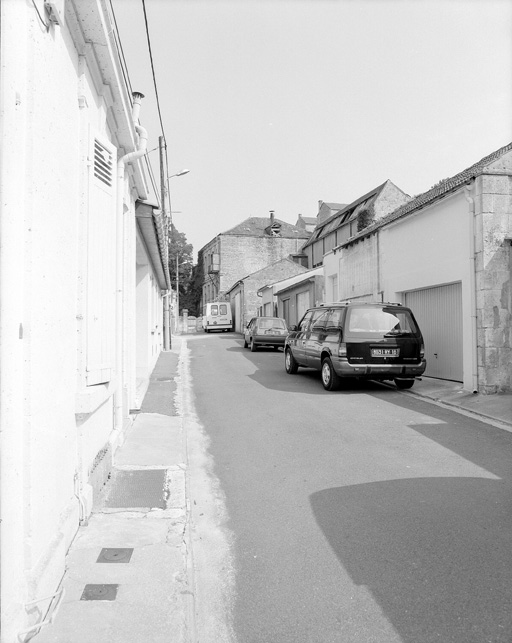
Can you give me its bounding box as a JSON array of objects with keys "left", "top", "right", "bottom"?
[
  {"left": 371, "top": 348, "right": 399, "bottom": 357},
  {"left": 265, "top": 330, "right": 279, "bottom": 335}
]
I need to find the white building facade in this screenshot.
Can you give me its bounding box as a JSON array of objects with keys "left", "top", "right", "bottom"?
[
  {"left": 323, "top": 144, "right": 512, "bottom": 394},
  {"left": 0, "top": 1, "right": 169, "bottom": 639}
]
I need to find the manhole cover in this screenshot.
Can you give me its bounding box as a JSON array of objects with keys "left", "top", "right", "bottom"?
[
  {"left": 102, "top": 469, "right": 167, "bottom": 508},
  {"left": 97, "top": 548, "right": 133, "bottom": 563},
  {"left": 81, "top": 584, "right": 119, "bottom": 601}
]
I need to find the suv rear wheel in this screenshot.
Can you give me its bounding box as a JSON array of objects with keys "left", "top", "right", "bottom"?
[
  {"left": 395, "top": 378, "right": 415, "bottom": 389},
  {"left": 321, "top": 357, "right": 340, "bottom": 391},
  {"left": 285, "top": 348, "right": 299, "bottom": 374}
]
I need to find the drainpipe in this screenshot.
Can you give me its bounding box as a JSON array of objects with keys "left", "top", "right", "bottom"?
[
  {"left": 114, "top": 92, "right": 147, "bottom": 434},
  {"left": 464, "top": 182, "right": 479, "bottom": 394}
]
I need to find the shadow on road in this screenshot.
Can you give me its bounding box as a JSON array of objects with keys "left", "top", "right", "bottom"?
[
  {"left": 309, "top": 405, "right": 512, "bottom": 642},
  {"left": 310, "top": 474, "right": 512, "bottom": 642}
]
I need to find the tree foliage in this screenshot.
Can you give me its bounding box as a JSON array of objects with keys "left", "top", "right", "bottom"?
[
  {"left": 180, "top": 250, "right": 203, "bottom": 316},
  {"left": 168, "top": 223, "right": 193, "bottom": 309},
  {"left": 357, "top": 206, "right": 374, "bottom": 232},
  {"left": 168, "top": 224, "right": 203, "bottom": 317}
]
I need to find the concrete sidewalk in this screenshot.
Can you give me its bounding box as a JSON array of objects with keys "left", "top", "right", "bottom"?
[
  {"left": 406, "top": 376, "right": 512, "bottom": 429},
  {"left": 36, "top": 337, "right": 191, "bottom": 643},
  {"left": 33, "top": 337, "right": 510, "bottom": 643}
]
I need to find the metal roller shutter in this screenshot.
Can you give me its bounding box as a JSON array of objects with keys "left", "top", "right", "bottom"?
[{"left": 405, "top": 282, "right": 463, "bottom": 382}]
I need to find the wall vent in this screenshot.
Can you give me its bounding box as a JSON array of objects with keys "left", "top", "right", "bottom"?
[{"left": 94, "top": 139, "right": 114, "bottom": 188}]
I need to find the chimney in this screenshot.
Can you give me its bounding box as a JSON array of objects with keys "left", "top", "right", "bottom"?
[
  {"left": 131, "top": 91, "right": 145, "bottom": 124},
  {"left": 317, "top": 201, "right": 329, "bottom": 225},
  {"left": 269, "top": 210, "right": 275, "bottom": 225}
]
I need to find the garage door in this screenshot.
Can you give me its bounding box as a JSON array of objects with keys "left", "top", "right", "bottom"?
[
  {"left": 296, "top": 290, "right": 310, "bottom": 323},
  {"left": 405, "top": 282, "right": 463, "bottom": 382},
  {"left": 234, "top": 293, "right": 242, "bottom": 332}
]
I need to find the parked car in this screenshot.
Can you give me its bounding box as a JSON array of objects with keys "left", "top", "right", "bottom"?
[
  {"left": 284, "top": 302, "right": 426, "bottom": 391},
  {"left": 244, "top": 316, "right": 289, "bottom": 352}
]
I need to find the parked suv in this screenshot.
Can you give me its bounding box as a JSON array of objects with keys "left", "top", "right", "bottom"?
[{"left": 284, "top": 302, "right": 426, "bottom": 391}]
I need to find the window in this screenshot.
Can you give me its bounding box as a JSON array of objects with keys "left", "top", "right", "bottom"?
[
  {"left": 219, "top": 304, "right": 228, "bottom": 315},
  {"left": 347, "top": 307, "right": 417, "bottom": 334},
  {"left": 312, "top": 310, "right": 329, "bottom": 332},
  {"left": 282, "top": 298, "right": 290, "bottom": 324},
  {"left": 257, "top": 319, "right": 286, "bottom": 330},
  {"left": 312, "top": 240, "right": 324, "bottom": 266},
  {"left": 211, "top": 305, "right": 218, "bottom": 316},
  {"left": 336, "top": 224, "right": 350, "bottom": 246},
  {"left": 324, "top": 234, "right": 336, "bottom": 254},
  {"left": 326, "top": 309, "right": 344, "bottom": 333},
  {"left": 298, "top": 311, "right": 313, "bottom": 332},
  {"left": 296, "top": 291, "right": 310, "bottom": 321},
  {"left": 311, "top": 308, "right": 327, "bottom": 326}
]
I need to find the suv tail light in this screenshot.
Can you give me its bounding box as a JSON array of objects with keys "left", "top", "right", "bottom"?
[
  {"left": 338, "top": 342, "right": 347, "bottom": 358},
  {"left": 420, "top": 343, "right": 425, "bottom": 359}
]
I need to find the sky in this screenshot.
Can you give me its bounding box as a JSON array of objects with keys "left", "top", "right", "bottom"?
[{"left": 111, "top": 0, "right": 512, "bottom": 260}]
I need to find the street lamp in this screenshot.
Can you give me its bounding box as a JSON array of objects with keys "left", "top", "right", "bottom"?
[
  {"left": 165, "top": 170, "right": 190, "bottom": 335},
  {"left": 167, "top": 169, "right": 190, "bottom": 179}
]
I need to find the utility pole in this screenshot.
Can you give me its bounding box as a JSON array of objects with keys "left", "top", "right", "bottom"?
[
  {"left": 159, "top": 135, "right": 171, "bottom": 349},
  {"left": 176, "top": 255, "right": 180, "bottom": 333}
]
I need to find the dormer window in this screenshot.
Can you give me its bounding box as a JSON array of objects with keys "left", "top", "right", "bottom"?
[{"left": 268, "top": 222, "right": 281, "bottom": 237}]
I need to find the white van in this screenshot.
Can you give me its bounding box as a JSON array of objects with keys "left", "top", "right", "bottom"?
[{"left": 203, "top": 302, "right": 233, "bottom": 333}]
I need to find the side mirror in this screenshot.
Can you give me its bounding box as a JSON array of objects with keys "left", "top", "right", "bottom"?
[{"left": 289, "top": 325, "right": 298, "bottom": 332}]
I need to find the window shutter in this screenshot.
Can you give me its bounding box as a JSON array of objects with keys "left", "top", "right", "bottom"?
[{"left": 86, "top": 136, "right": 116, "bottom": 385}]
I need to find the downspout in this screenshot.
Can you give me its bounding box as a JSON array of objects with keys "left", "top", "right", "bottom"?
[
  {"left": 114, "top": 91, "right": 147, "bottom": 434},
  {"left": 464, "top": 182, "right": 479, "bottom": 394},
  {"left": 376, "top": 230, "right": 383, "bottom": 302}
]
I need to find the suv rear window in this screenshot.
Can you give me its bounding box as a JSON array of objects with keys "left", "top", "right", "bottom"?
[{"left": 347, "top": 307, "right": 418, "bottom": 335}]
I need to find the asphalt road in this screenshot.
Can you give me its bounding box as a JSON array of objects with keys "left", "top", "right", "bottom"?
[{"left": 186, "top": 332, "right": 512, "bottom": 643}]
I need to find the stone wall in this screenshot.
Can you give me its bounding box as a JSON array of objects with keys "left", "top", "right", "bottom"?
[
  {"left": 474, "top": 169, "right": 512, "bottom": 393},
  {"left": 219, "top": 235, "right": 306, "bottom": 297},
  {"left": 241, "top": 260, "right": 307, "bottom": 325}
]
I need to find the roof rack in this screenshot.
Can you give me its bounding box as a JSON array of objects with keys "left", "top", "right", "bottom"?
[{"left": 318, "top": 300, "right": 403, "bottom": 307}]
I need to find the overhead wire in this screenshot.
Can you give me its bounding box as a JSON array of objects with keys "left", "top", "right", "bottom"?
[
  {"left": 108, "top": 0, "right": 133, "bottom": 97},
  {"left": 31, "top": 0, "right": 50, "bottom": 30},
  {"left": 140, "top": 0, "right": 172, "bottom": 216},
  {"left": 140, "top": 0, "right": 167, "bottom": 143}
]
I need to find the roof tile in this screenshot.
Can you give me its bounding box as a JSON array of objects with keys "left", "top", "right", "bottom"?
[{"left": 344, "top": 142, "right": 512, "bottom": 245}]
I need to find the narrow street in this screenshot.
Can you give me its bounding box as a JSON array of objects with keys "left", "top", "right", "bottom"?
[{"left": 186, "top": 332, "right": 512, "bottom": 643}]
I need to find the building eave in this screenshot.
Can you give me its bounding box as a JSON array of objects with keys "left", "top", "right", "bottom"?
[
  {"left": 136, "top": 201, "right": 170, "bottom": 290},
  {"left": 68, "top": 0, "right": 149, "bottom": 199}
]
